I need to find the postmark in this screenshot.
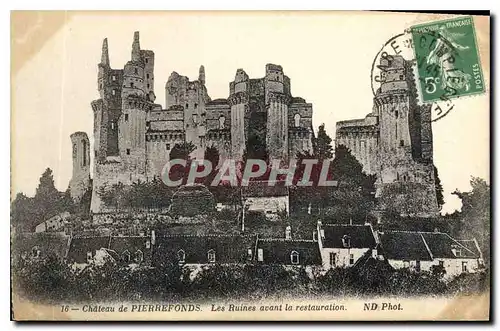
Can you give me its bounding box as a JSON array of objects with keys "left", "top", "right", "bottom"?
[
  {"left": 410, "top": 16, "right": 485, "bottom": 103},
  {"left": 370, "top": 31, "right": 455, "bottom": 122}
]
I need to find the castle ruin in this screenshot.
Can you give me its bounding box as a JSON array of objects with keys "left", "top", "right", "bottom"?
[
  {"left": 336, "top": 55, "right": 439, "bottom": 218},
  {"left": 68, "top": 32, "right": 315, "bottom": 212}
]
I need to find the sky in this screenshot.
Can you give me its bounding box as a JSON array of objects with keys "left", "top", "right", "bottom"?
[{"left": 11, "top": 11, "right": 490, "bottom": 213}]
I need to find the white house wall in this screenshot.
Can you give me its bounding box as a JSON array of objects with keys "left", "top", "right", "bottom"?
[
  {"left": 246, "top": 196, "right": 289, "bottom": 214},
  {"left": 387, "top": 258, "right": 480, "bottom": 279},
  {"left": 320, "top": 248, "right": 369, "bottom": 269}
]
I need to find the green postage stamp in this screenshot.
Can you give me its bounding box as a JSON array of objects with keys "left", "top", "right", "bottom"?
[{"left": 411, "top": 16, "right": 485, "bottom": 103}]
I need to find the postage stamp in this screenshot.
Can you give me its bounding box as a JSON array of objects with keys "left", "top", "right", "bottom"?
[{"left": 410, "top": 16, "right": 486, "bottom": 103}]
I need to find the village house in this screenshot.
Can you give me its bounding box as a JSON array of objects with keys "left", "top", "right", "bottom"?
[
  {"left": 34, "top": 211, "right": 71, "bottom": 233},
  {"left": 255, "top": 238, "right": 322, "bottom": 267},
  {"left": 12, "top": 232, "right": 71, "bottom": 261},
  {"left": 14, "top": 222, "right": 483, "bottom": 282},
  {"left": 241, "top": 180, "right": 290, "bottom": 220},
  {"left": 378, "top": 230, "right": 484, "bottom": 279},
  {"left": 152, "top": 234, "right": 257, "bottom": 268},
  {"left": 66, "top": 234, "right": 152, "bottom": 267},
  {"left": 315, "top": 222, "right": 378, "bottom": 270}
]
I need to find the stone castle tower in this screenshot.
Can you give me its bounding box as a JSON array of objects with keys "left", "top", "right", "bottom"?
[
  {"left": 72, "top": 32, "right": 315, "bottom": 213},
  {"left": 68, "top": 132, "right": 91, "bottom": 202},
  {"left": 336, "top": 55, "right": 439, "bottom": 218}
]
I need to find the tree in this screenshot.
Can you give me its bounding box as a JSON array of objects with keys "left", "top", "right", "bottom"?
[
  {"left": 245, "top": 134, "right": 268, "bottom": 162},
  {"left": 11, "top": 168, "right": 72, "bottom": 231},
  {"left": 34, "top": 168, "right": 64, "bottom": 221},
  {"left": 452, "top": 177, "right": 490, "bottom": 265},
  {"left": 168, "top": 142, "right": 197, "bottom": 185},
  {"left": 11, "top": 192, "right": 37, "bottom": 230},
  {"left": 323, "top": 145, "right": 376, "bottom": 223},
  {"left": 169, "top": 142, "right": 196, "bottom": 161},
  {"left": 98, "top": 182, "right": 126, "bottom": 209},
  {"left": 204, "top": 146, "right": 220, "bottom": 169},
  {"left": 35, "top": 168, "right": 59, "bottom": 198},
  {"left": 314, "top": 123, "right": 333, "bottom": 160},
  {"left": 434, "top": 165, "right": 445, "bottom": 210}
]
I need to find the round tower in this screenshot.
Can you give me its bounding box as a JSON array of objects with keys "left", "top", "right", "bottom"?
[
  {"left": 118, "top": 31, "right": 149, "bottom": 182},
  {"left": 119, "top": 97, "right": 150, "bottom": 182},
  {"left": 374, "top": 55, "right": 414, "bottom": 182},
  {"left": 69, "top": 132, "right": 91, "bottom": 202},
  {"left": 373, "top": 55, "right": 439, "bottom": 217},
  {"left": 228, "top": 69, "right": 249, "bottom": 161},
  {"left": 121, "top": 32, "right": 146, "bottom": 100},
  {"left": 265, "top": 64, "right": 290, "bottom": 162}
]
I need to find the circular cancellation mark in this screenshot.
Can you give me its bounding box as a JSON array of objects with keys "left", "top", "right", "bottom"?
[{"left": 370, "top": 31, "right": 455, "bottom": 123}]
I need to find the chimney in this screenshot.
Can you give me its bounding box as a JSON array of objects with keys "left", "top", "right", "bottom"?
[{"left": 285, "top": 226, "right": 292, "bottom": 240}]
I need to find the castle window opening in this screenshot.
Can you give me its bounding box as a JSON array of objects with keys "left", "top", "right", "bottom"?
[
  {"left": 185, "top": 103, "right": 189, "bottom": 109},
  {"left": 122, "top": 250, "right": 131, "bottom": 263},
  {"left": 32, "top": 246, "right": 41, "bottom": 258},
  {"left": 178, "top": 249, "right": 185, "bottom": 263},
  {"left": 135, "top": 250, "right": 144, "bottom": 263},
  {"left": 349, "top": 254, "right": 354, "bottom": 265},
  {"left": 342, "top": 235, "right": 351, "bottom": 248},
  {"left": 257, "top": 249, "right": 264, "bottom": 262},
  {"left": 111, "top": 122, "right": 115, "bottom": 130},
  {"left": 147, "top": 84, "right": 150, "bottom": 89},
  {"left": 82, "top": 139, "right": 88, "bottom": 166},
  {"left": 147, "top": 74, "right": 150, "bottom": 79},
  {"left": 112, "top": 89, "right": 116, "bottom": 96},
  {"left": 126, "top": 149, "right": 131, "bottom": 155},
  {"left": 294, "top": 113, "right": 301, "bottom": 127},
  {"left": 219, "top": 116, "right": 225, "bottom": 129},
  {"left": 400, "top": 140, "right": 404, "bottom": 147},
  {"left": 94, "top": 151, "right": 97, "bottom": 157},
  {"left": 130, "top": 82, "right": 134, "bottom": 88},
  {"left": 134, "top": 68, "right": 138, "bottom": 74},
  {"left": 112, "top": 75, "right": 116, "bottom": 81},
  {"left": 207, "top": 249, "right": 216, "bottom": 263},
  {"left": 290, "top": 251, "right": 300, "bottom": 265},
  {"left": 145, "top": 58, "right": 148, "bottom": 63},
  {"left": 400, "top": 75, "right": 404, "bottom": 80},
  {"left": 194, "top": 103, "right": 198, "bottom": 109},
  {"left": 329, "top": 252, "right": 336, "bottom": 267},
  {"left": 125, "top": 114, "right": 129, "bottom": 121},
  {"left": 395, "top": 110, "right": 399, "bottom": 118},
  {"left": 166, "top": 144, "right": 171, "bottom": 150}
]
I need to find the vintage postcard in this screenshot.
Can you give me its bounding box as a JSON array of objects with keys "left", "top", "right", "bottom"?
[{"left": 11, "top": 11, "right": 490, "bottom": 321}]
